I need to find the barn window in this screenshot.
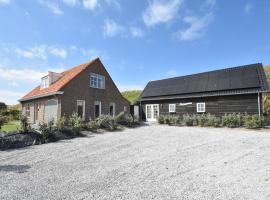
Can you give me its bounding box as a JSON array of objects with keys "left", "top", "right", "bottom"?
[
  {"left": 169, "top": 104, "right": 176, "bottom": 113},
  {"left": 26, "top": 104, "right": 30, "bottom": 117},
  {"left": 197, "top": 103, "right": 205, "bottom": 113}
]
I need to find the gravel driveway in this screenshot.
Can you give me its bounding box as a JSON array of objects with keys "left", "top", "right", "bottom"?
[{"left": 1, "top": 125, "right": 270, "bottom": 200}]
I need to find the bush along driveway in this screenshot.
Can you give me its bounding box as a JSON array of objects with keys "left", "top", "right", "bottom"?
[
  {"left": 1, "top": 125, "right": 270, "bottom": 200},
  {"left": 0, "top": 112, "right": 137, "bottom": 151}
]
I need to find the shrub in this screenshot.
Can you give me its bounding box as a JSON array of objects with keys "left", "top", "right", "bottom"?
[
  {"left": 115, "top": 112, "right": 134, "bottom": 127},
  {"left": 197, "top": 114, "right": 209, "bottom": 127},
  {"left": 69, "top": 113, "right": 83, "bottom": 135},
  {"left": 39, "top": 120, "right": 54, "bottom": 140},
  {"left": 20, "top": 114, "right": 30, "bottom": 133},
  {"left": 222, "top": 113, "right": 243, "bottom": 128},
  {"left": 168, "top": 115, "right": 180, "bottom": 126},
  {"left": 183, "top": 114, "right": 195, "bottom": 126},
  {"left": 0, "top": 115, "right": 8, "bottom": 130},
  {"left": 97, "top": 115, "right": 118, "bottom": 131},
  {"left": 158, "top": 115, "right": 166, "bottom": 124},
  {"left": 206, "top": 114, "right": 221, "bottom": 127},
  {"left": 56, "top": 116, "right": 66, "bottom": 131},
  {"left": 126, "top": 114, "right": 133, "bottom": 127},
  {"left": 243, "top": 115, "right": 264, "bottom": 129},
  {"left": 115, "top": 112, "right": 126, "bottom": 124},
  {"left": 87, "top": 118, "right": 99, "bottom": 132}
]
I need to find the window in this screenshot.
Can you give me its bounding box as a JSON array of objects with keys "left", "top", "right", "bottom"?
[
  {"left": 41, "top": 76, "right": 49, "bottom": 89},
  {"left": 109, "top": 103, "right": 115, "bottom": 117},
  {"left": 169, "top": 104, "right": 176, "bottom": 113},
  {"left": 197, "top": 103, "right": 205, "bottom": 113},
  {"left": 124, "top": 106, "right": 127, "bottom": 112},
  {"left": 94, "top": 101, "right": 101, "bottom": 118},
  {"left": 77, "top": 100, "right": 85, "bottom": 120},
  {"left": 90, "top": 73, "right": 105, "bottom": 89},
  {"left": 26, "top": 104, "right": 30, "bottom": 117}
]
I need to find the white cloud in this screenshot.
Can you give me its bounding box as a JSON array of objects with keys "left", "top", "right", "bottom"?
[
  {"left": 177, "top": 13, "right": 213, "bottom": 41},
  {"left": 49, "top": 47, "right": 67, "bottom": 58},
  {"left": 103, "top": 19, "right": 124, "bottom": 37},
  {"left": 39, "top": 0, "right": 63, "bottom": 15},
  {"left": 83, "top": 0, "right": 98, "bottom": 10},
  {"left": 244, "top": 3, "right": 253, "bottom": 14},
  {"left": 62, "top": 0, "right": 79, "bottom": 6},
  {"left": 15, "top": 45, "right": 47, "bottom": 60},
  {"left": 0, "top": 90, "right": 24, "bottom": 105},
  {"left": 0, "top": 67, "right": 47, "bottom": 82},
  {"left": 0, "top": 0, "right": 10, "bottom": 5},
  {"left": 143, "top": 0, "right": 183, "bottom": 27},
  {"left": 130, "top": 27, "right": 144, "bottom": 38},
  {"left": 14, "top": 45, "right": 68, "bottom": 59}
]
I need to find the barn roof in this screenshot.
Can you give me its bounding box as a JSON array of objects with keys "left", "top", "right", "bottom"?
[{"left": 139, "top": 63, "right": 269, "bottom": 101}]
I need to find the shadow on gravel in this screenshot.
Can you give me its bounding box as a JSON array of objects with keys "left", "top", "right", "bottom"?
[{"left": 0, "top": 165, "right": 31, "bottom": 173}]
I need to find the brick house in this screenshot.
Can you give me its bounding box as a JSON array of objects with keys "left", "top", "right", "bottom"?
[{"left": 19, "top": 58, "right": 130, "bottom": 124}]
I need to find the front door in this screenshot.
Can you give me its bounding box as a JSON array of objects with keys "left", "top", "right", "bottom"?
[{"left": 146, "top": 104, "right": 159, "bottom": 122}]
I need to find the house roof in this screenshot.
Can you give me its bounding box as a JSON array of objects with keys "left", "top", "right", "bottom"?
[
  {"left": 139, "top": 63, "right": 269, "bottom": 101},
  {"left": 20, "top": 58, "right": 99, "bottom": 102}
]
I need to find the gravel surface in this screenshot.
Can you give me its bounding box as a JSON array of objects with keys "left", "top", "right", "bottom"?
[{"left": 1, "top": 125, "right": 270, "bottom": 200}]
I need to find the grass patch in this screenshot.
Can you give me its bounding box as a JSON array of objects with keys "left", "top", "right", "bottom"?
[
  {"left": 0, "top": 121, "right": 20, "bottom": 132},
  {"left": 121, "top": 90, "right": 142, "bottom": 105}
]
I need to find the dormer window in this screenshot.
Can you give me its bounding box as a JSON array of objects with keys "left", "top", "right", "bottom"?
[
  {"left": 40, "top": 72, "right": 62, "bottom": 90},
  {"left": 90, "top": 73, "right": 105, "bottom": 89},
  {"left": 41, "top": 76, "right": 49, "bottom": 89}
]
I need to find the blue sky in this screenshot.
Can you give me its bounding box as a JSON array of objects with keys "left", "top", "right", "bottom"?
[{"left": 0, "top": 0, "right": 270, "bottom": 104}]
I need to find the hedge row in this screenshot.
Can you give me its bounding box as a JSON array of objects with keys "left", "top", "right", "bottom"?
[{"left": 158, "top": 113, "right": 265, "bottom": 129}]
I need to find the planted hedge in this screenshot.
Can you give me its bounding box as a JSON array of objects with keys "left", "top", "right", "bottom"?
[{"left": 158, "top": 113, "right": 265, "bottom": 129}]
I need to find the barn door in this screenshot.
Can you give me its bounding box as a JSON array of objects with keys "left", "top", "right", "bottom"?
[
  {"left": 146, "top": 104, "right": 159, "bottom": 122},
  {"left": 44, "top": 99, "right": 58, "bottom": 123}
]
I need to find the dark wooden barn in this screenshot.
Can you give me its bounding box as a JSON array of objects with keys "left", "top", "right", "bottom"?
[{"left": 138, "top": 63, "right": 269, "bottom": 122}]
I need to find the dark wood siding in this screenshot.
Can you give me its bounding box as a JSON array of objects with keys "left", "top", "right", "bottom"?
[{"left": 140, "top": 93, "right": 261, "bottom": 120}]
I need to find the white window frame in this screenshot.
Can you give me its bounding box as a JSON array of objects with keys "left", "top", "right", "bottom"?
[
  {"left": 169, "top": 104, "right": 176, "bottom": 113},
  {"left": 76, "top": 100, "right": 85, "bottom": 120},
  {"left": 94, "top": 101, "right": 102, "bottom": 118},
  {"left": 41, "top": 76, "right": 49, "bottom": 89},
  {"left": 109, "top": 102, "right": 115, "bottom": 117},
  {"left": 90, "top": 73, "right": 105, "bottom": 89},
  {"left": 197, "top": 102, "right": 205, "bottom": 113}
]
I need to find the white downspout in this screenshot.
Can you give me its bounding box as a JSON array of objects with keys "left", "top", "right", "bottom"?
[{"left": 258, "top": 92, "right": 261, "bottom": 116}]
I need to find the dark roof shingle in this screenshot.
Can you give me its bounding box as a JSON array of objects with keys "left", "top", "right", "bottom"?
[{"left": 140, "top": 63, "right": 269, "bottom": 100}]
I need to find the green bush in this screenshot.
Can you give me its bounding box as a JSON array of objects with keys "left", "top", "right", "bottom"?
[
  {"left": 157, "top": 115, "right": 166, "bottom": 124},
  {"left": 168, "top": 115, "right": 180, "bottom": 126},
  {"left": 115, "top": 112, "right": 134, "bottom": 127},
  {"left": 206, "top": 114, "right": 221, "bottom": 127},
  {"left": 87, "top": 118, "right": 99, "bottom": 132},
  {"left": 0, "top": 115, "right": 8, "bottom": 130},
  {"left": 243, "top": 115, "right": 264, "bottom": 129},
  {"left": 20, "top": 114, "right": 30, "bottom": 133},
  {"left": 39, "top": 120, "right": 55, "bottom": 140},
  {"left": 69, "top": 113, "right": 83, "bottom": 135},
  {"left": 197, "top": 114, "right": 209, "bottom": 127},
  {"left": 222, "top": 113, "right": 243, "bottom": 128},
  {"left": 183, "top": 114, "right": 195, "bottom": 126},
  {"left": 56, "top": 116, "right": 66, "bottom": 131},
  {"left": 96, "top": 115, "right": 118, "bottom": 131}
]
